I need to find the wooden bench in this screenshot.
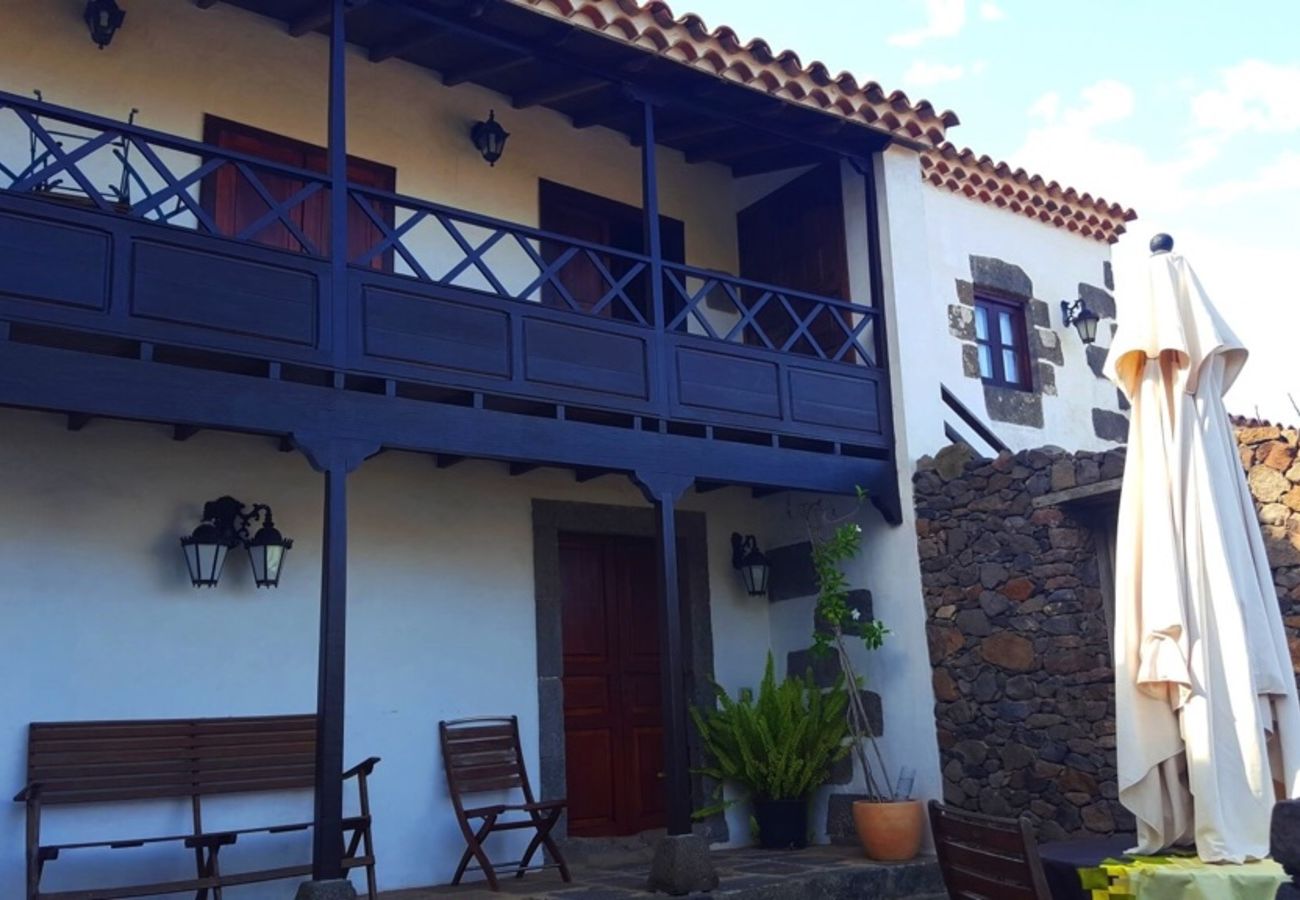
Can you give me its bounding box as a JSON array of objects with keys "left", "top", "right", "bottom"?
[{"left": 15, "top": 714, "right": 380, "bottom": 900}]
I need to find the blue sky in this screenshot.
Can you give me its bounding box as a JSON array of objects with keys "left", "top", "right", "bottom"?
[{"left": 679, "top": 0, "right": 1300, "bottom": 421}]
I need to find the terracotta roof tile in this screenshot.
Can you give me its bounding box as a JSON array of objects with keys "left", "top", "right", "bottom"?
[
  {"left": 920, "top": 143, "right": 1138, "bottom": 244},
  {"left": 503, "top": 0, "right": 960, "bottom": 147}
]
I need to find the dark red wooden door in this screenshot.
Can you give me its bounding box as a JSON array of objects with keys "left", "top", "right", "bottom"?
[
  {"left": 539, "top": 180, "right": 685, "bottom": 321},
  {"left": 202, "top": 116, "right": 395, "bottom": 268},
  {"left": 737, "top": 163, "right": 851, "bottom": 358},
  {"left": 560, "top": 533, "right": 665, "bottom": 837}
]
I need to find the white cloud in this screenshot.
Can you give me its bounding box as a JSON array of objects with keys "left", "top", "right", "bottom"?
[
  {"left": 888, "top": 0, "right": 966, "bottom": 48},
  {"left": 978, "top": 2, "right": 1006, "bottom": 21},
  {"left": 1008, "top": 74, "right": 1300, "bottom": 422},
  {"left": 902, "top": 60, "right": 967, "bottom": 87},
  {"left": 1196, "top": 149, "right": 1300, "bottom": 206},
  {"left": 1011, "top": 80, "right": 1200, "bottom": 214},
  {"left": 1027, "top": 91, "right": 1060, "bottom": 122},
  {"left": 901, "top": 59, "right": 989, "bottom": 87},
  {"left": 1068, "top": 80, "right": 1137, "bottom": 128},
  {"left": 1191, "top": 60, "right": 1300, "bottom": 136}
]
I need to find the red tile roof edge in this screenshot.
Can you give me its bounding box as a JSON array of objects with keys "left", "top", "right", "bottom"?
[
  {"left": 920, "top": 143, "right": 1138, "bottom": 244},
  {"left": 507, "top": 0, "right": 960, "bottom": 147}
]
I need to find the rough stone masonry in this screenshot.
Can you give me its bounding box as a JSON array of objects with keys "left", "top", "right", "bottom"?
[{"left": 916, "top": 420, "right": 1300, "bottom": 841}]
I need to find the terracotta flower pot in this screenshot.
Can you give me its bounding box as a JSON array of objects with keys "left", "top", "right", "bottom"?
[{"left": 852, "top": 799, "right": 924, "bottom": 861}]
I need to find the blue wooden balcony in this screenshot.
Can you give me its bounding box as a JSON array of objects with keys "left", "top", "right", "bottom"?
[{"left": 0, "top": 89, "right": 895, "bottom": 500}]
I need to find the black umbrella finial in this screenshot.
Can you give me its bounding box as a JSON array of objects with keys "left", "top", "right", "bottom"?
[{"left": 1150, "top": 233, "right": 1174, "bottom": 255}]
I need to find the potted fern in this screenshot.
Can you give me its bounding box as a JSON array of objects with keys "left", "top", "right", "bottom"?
[
  {"left": 690, "top": 653, "right": 850, "bottom": 849},
  {"left": 808, "top": 494, "right": 923, "bottom": 861}
]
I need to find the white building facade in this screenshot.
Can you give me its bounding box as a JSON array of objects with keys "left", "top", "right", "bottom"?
[{"left": 0, "top": 1, "right": 1134, "bottom": 896}]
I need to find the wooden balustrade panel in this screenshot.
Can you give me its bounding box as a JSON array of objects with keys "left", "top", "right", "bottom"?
[
  {"left": 0, "top": 210, "right": 110, "bottom": 311},
  {"left": 361, "top": 283, "right": 511, "bottom": 378},
  {"left": 132, "top": 240, "right": 319, "bottom": 346}
]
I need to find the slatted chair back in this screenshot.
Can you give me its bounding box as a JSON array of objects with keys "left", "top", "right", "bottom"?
[
  {"left": 440, "top": 716, "right": 535, "bottom": 810},
  {"left": 928, "top": 800, "right": 1052, "bottom": 900},
  {"left": 27, "top": 714, "right": 317, "bottom": 806}
]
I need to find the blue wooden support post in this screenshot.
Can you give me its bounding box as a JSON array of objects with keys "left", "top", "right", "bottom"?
[
  {"left": 636, "top": 470, "right": 717, "bottom": 895},
  {"left": 294, "top": 434, "right": 379, "bottom": 894},
  {"left": 632, "top": 470, "right": 695, "bottom": 836},
  {"left": 301, "top": 0, "right": 358, "bottom": 888},
  {"left": 859, "top": 155, "right": 903, "bottom": 526},
  {"left": 314, "top": 462, "right": 349, "bottom": 880},
  {"left": 639, "top": 98, "right": 669, "bottom": 413},
  {"left": 328, "top": 0, "right": 350, "bottom": 371}
]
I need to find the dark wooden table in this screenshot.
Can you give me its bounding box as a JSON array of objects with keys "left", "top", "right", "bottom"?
[{"left": 1039, "top": 835, "right": 1136, "bottom": 900}]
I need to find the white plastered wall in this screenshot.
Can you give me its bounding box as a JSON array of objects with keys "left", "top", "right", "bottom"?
[
  {"left": 917, "top": 184, "right": 1124, "bottom": 455},
  {"left": 0, "top": 408, "right": 778, "bottom": 896}
]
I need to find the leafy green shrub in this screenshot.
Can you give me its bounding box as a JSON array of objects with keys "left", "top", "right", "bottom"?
[{"left": 690, "top": 653, "right": 850, "bottom": 818}]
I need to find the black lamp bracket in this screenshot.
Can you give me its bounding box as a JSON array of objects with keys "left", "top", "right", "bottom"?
[
  {"left": 200, "top": 496, "right": 273, "bottom": 546},
  {"left": 731, "top": 532, "right": 757, "bottom": 570},
  {"left": 1061, "top": 298, "right": 1087, "bottom": 327}
]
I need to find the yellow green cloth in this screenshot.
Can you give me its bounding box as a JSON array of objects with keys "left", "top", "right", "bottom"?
[{"left": 1079, "top": 854, "right": 1287, "bottom": 900}]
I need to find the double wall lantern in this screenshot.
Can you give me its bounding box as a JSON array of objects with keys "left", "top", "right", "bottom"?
[
  {"left": 84, "top": 0, "right": 126, "bottom": 49},
  {"left": 1060, "top": 297, "right": 1100, "bottom": 345},
  {"left": 181, "top": 496, "right": 293, "bottom": 589},
  {"left": 730, "top": 533, "right": 771, "bottom": 597},
  {"left": 471, "top": 111, "right": 509, "bottom": 167}
]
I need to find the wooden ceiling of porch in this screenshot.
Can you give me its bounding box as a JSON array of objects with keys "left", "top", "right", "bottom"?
[{"left": 197, "top": 0, "right": 891, "bottom": 175}]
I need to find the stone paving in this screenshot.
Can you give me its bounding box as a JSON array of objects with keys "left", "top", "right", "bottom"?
[{"left": 378, "top": 844, "right": 944, "bottom": 900}]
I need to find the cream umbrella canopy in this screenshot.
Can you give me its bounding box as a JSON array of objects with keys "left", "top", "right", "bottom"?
[{"left": 1106, "top": 233, "right": 1300, "bottom": 863}]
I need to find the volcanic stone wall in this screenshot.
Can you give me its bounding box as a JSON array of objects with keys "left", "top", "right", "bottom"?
[
  {"left": 918, "top": 422, "right": 1300, "bottom": 841},
  {"left": 1239, "top": 422, "right": 1300, "bottom": 642},
  {"left": 917, "top": 443, "right": 1129, "bottom": 840}
]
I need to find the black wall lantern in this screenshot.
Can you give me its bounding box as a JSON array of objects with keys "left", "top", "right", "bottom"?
[
  {"left": 84, "top": 0, "right": 126, "bottom": 49},
  {"left": 181, "top": 496, "right": 293, "bottom": 589},
  {"left": 1060, "top": 297, "right": 1100, "bottom": 345},
  {"left": 471, "top": 111, "right": 509, "bottom": 167},
  {"left": 730, "top": 533, "right": 771, "bottom": 597}
]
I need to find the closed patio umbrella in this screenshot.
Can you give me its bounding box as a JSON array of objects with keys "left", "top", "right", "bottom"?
[{"left": 1106, "top": 234, "right": 1300, "bottom": 863}]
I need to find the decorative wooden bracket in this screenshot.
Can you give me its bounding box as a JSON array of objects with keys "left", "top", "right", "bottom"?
[
  {"left": 290, "top": 432, "right": 381, "bottom": 475},
  {"left": 630, "top": 470, "right": 695, "bottom": 505}
]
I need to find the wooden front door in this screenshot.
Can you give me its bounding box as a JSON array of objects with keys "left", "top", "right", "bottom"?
[
  {"left": 736, "top": 163, "right": 851, "bottom": 358},
  {"left": 559, "top": 533, "right": 666, "bottom": 837}
]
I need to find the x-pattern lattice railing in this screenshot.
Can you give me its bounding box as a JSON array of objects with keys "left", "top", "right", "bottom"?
[
  {"left": 664, "top": 262, "right": 881, "bottom": 366},
  {"left": 0, "top": 90, "right": 331, "bottom": 256},
  {"left": 348, "top": 184, "right": 653, "bottom": 326},
  {"left": 0, "top": 92, "right": 885, "bottom": 372}
]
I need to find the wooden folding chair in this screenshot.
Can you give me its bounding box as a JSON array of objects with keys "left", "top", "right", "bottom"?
[
  {"left": 439, "top": 716, "right": 571, "bottom": 891},
  {"left": 929, "top": 800, "right": 1052, "bottom": 900}
]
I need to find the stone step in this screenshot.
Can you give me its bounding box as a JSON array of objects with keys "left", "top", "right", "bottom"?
[
  {"left": 379, "top": 847, "right": 943, "bottom": 900},
  {"left": 558, "top": 830, "right": 664, "bottom": 869}
]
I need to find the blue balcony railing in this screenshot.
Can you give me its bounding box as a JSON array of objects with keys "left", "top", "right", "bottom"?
[{"left": 0, "top": 89, "right": 891, "bottom": 450}]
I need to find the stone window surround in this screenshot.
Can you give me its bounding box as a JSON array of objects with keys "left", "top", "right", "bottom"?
[
  {"left": 530, "top": 499, "right": 727, "bottom": 844},
  {"left": 950, "top": 255, "right": 1060, "bottom": 431}
]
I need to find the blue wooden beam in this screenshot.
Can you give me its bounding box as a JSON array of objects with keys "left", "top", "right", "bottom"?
[{"left": 0, "top": 341, "right": 891, "bottom": 499}]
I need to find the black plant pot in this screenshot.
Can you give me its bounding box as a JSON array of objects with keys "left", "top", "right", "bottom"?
[{"left": 753, "top": 798, "right": 809, "bottom": 850}]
